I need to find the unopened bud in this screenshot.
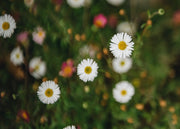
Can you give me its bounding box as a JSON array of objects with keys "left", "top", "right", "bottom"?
[
  {"left": 119, "top": 9, "right": 125, "bottom": 16},
  {"left": 158, "top": 8, "right": 165, "bottom": 15}
]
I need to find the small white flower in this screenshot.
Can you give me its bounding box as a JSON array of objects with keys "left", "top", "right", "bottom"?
[
  {"left": 24, "top": 0, "right": 34, "bottom": 7},
  {"left": 106, "top": 0, "right": 125, "bottom": 6},
  {"left": 67, "top": 0, "right": 85, "bottom": 8},
  {"left": 77, "top": 58, "right": 98, "bottom": 82},
  {"left": 109, "top": 32, "right": 134, "bottom": 58},
  {"left": 10, "top": 47, "right": 24, "bottom": 66},
  {"left": 113, "top": 81, "right": 135, "bottom": 103},
  {"left": 32, "top": 27, "right": 46, "bottom": 45},
  {"left": 29, "top": 57, "right": 46, "bottom": 79},
  {"left": 117, "top": 21, "right": 136, "bottom": 36},
  {"left": 0, "top": 14, "right": 16, "bottom": 38},
  {"left": 112, "top": 58, "right": 132, "bottom": 74},
  {"left": 63, "top": 125, "right": 76, "bottom": 129},
  {"left": 37, "top": 81, "right": 60, "bottom": 104}
]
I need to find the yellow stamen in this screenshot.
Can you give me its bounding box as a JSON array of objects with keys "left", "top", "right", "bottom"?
[
  {"left": 120, "top": 61, "right": 125, "bottom": 66},
  {"left": 22, "top": 112, "right": 28, "bottom": 120},
  {"left": 96, "top": 20, "right": 103, "bottom": 27},
  {"left": 38, "top": 31, "right": 43, "bottom": 37},
  {"left": 34, "top": 65, "right": 39, "bottom": 71},
  {"left": 84, "top": 66, "right": 92, "bottom": 74},
  {"left": 45, "top": 88, "right": 53, "bottom": 97},
  {"left": 118, "top": 41, "right": 127, "bottom": 50},
  {"left": 121, "top": 90, "right": 127, "bottom": 96},
  {"left": 16, "top": 54, "right": 20, "bottom": 59},
  {"left": 2, "top": 22, "right": 10, "bottom": 30},
  {"left": 64, "top": 66, "right": 72, "bottom": 75}
]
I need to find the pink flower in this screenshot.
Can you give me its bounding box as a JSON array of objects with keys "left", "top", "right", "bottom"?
[
  {"left": 17, "top": 31, "right": 29, "bottom": 43},
  {"left": 93, "top": 14, "right": 107, "bottom": 28},
  {"left": 32, "top": 27, "right": 46, "bottom": 45},
  {"left": 59, "top": 59, "right": 76, "bottom": 78},
  {"left": 173, "top": 10, "right": 180, "bottom": 25},
  {"left": 17, "top": 110, "right": 30, "bottom": 123},
  {"left": 108, "top": 15, "right": 118, "bottom": 28}
]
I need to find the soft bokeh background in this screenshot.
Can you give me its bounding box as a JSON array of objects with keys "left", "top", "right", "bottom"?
[{"left": 0, "top": 0, "right": 180, "bottom": 128}]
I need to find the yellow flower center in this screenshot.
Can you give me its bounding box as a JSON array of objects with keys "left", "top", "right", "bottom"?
[
  {"left": 2, "top": 22, "right": 10, "bottom": 30},
  {"left": 121, "top": 90, "right": 127, "bottom": 96},
  {"left": 45, "top": 88, "right": 53, "bottom": 97},
  {"left": 16, "top": 53, "right": 20, "bottom": 59},
  {"left": 22, "top": 112, "right": 28, "bottom": 120},
  {"left": 38, "top": 31, "right": 43, "bottom": 37},
  {"left": 118, "top": 41, "right": 127, "bottom": 50},
  {"left": 84, "top": 66, "right": 92, "bottom": 74},
  {"left": 34, "top": 65, "right": 39, "bottom": 71},
  {"left": 120, "top": 61, "right": 125, "bottom": 66},
  {"left": 64, "top": 66, "right": 72, "bottom": 75},
  {"left": 96, "top": 20, "right": 103, "bottom": 27}
]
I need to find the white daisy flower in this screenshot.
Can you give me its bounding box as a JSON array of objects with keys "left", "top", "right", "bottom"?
[
  {"left": 37, "top": 81, "right": 60, "bottom": 104},
  {"left": 10, "top": 47, "right": 24, "bottom": 66},
  {"left": 112, "top": 58, "right": 132, "bottom": 74},
  {"left": 106, "top": 0, "right": 125, "bottom": 6},
  {"left": 113, "top": 81, "right": 135, "bottom": 103},
  {"left": 77, "top": 58, "right": 98, "bottom": 82},
  {"left": 67, "top": 0, "right": 85, "bottom": 8},
  {"left": 0, "top": 14, "right": 16, "bottom": 38},
  {"left": 117, "top": 21, "right": 136, "bottom": 36},
  {"left": 29, "top": 57, "right": 46, "bottom": 79},
  {"left": 63, "top": 125, "right": 76, "bottom": 129},
  {"left": 24, "top": 0, "right": 34, "bottom": 7},
  {"left": 109, "top": 32, "right": 134, "bottom": 58}
]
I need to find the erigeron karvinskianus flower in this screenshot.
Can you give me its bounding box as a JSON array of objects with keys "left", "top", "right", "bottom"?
[
  {"left": 67, "top": 0, "right": 85, "bottom": 8},
  {"left": 63, "top": 125, "right": 76, "bottom": 129},
  {"left": 116, "top": 21, "right": 136, "bottom": 35},
  {"left": 59, "top": 59, "right": 76, "bottom": 78},
  {"left": 77, "top": 58, "right": 98, "bottom": 82},
  {"left": 93, "top": 14, "right": 107, "bottom": 28},
  {"left": 113, "top": 81, "right": 135, "bottom": 103},
  {"left": 10, "top": 47, "right": 24, "bottom": 66},
  {"left": 29, "top": 57, "right": 46, "bottom": 79},
  {"left": 106, "top": 0, "right": 125, "bottom": 6},
  {"left": 109, "top": 32, "right": 134, "bottom": 58},
  {"left": 37, "top": 80, "right": 60, "bottom": 104},
  {"left": 32, "top": 27, "right": 46, "bottom": 45},
  {"left": 112, "top": 58, "right": 132, "bottom": 74},
  {"left": 0, "top": 14, "right": 16, "bottom": 38}
]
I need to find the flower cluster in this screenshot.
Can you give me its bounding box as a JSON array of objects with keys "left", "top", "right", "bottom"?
[{"left": 2, "top": 0, "right": 172, "bottom": 128}]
